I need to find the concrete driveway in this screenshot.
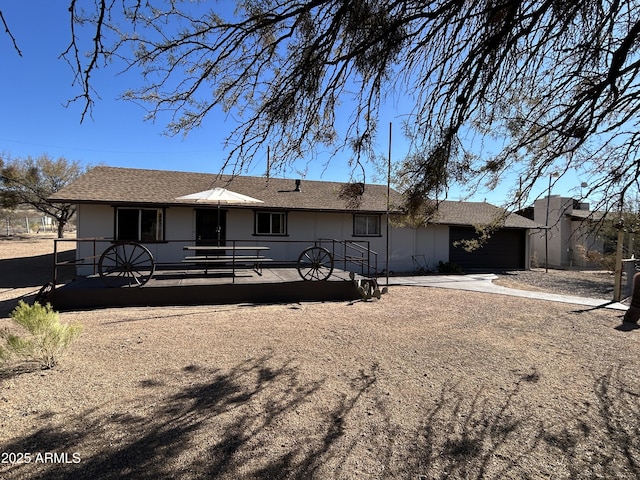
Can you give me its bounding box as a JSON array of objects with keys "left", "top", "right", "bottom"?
[{"left": 384, "top": 273, "right": 628, "bottom": 311}]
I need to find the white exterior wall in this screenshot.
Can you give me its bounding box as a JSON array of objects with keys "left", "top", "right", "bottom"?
[
  {"left": 532, "top": 196, "right": 571, "bottom": 268},
  {"left": 224, "top": 207, "right": 450, "bottom": 272},
  {"left": 531, "top": 196, "right": 603, "bottom": 268},
  {"left": 385, "top": 223, "right": 449, "bottom": 273},
  {"left": 75, "top": 204, "right": 196, "bottom": 275},
  {"left": 73, "top": 204, "right": 450, "bottom": 276},
  {"left": 414, "top": 224, "right": 450, "bottom": 271},
  {"left": 75, "top": 204, "right": 114, "bottom": 276}
]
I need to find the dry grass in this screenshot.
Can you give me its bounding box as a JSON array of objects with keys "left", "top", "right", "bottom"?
[{"left": 1, "top": 236, "right": 640, "bottom": 479}]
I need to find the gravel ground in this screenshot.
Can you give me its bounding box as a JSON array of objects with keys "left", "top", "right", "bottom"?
[
  {"left": 1, "top": 236, "right": 639, "bottom": 479},
  {"left": 494, "top": 269, "right": 618, "bottom": 299}
]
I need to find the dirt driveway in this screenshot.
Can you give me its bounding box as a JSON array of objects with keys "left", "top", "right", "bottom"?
[{"left": 1, "top": 236, "right": 639, "bottom": 479}]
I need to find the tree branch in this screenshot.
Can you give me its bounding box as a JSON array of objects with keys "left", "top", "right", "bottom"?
[{"left": 0, "top": 9, "right": 22, "bottom": 56}]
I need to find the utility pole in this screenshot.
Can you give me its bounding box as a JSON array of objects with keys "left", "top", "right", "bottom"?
[
  {"left": 386, "top": 122, "right": 391, "bottom": 287},
  {"left": 544, "top": 174, "right": 555, "bottom": 272}
]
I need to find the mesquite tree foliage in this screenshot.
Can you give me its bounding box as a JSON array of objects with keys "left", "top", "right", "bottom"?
[
  {"left": 2, "top": 1, "right": 640, "bottom": 215},
  {"left": 0, "top": 155, "right": 84, "bottom": 238}
]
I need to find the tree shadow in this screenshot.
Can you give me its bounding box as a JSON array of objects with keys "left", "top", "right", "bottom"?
[
  {"left": 407, "top": 372, "right": 538, "bottom": 479},
  {"left": 529, "top": 364, "right": 640, "bottom": 478},
  {"left": 589, "top": 365, "right": 640, "bottom": 476},
  {"left": 0, "top": 361, "right": 45, "bottom": 380},
  {"left": 407, "top": 365, "right": 640, "bottom": 479},
  {"left": 5, "top": 355, "right": 639, "bottom": 479},
  {"left": 558, "top": 277, "right": 614, "bottom": 297},
  {"left": 0, "top": 356, "right": 388, "bottom": 479}
]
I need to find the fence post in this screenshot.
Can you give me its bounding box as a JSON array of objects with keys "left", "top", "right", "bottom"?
[{"left": 613, "top": 226, "right": 625, "bottom": 302}]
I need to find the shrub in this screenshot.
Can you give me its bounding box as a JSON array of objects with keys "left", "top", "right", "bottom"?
[
  {"left": 574, "top": 245, "right": 616, "bottom": 271},
  {"left": 1, "top": 301, "right": 82, "bottom": 369},
  {"left": 437, "top": 261, "right": 463, "bottom": 274}
]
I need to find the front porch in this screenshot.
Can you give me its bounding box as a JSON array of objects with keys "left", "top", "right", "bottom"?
[
  {"left": 49, "top": 266, "right": 364, "bottom": 310},
  {"left": 46, "top": 237, "right": 381, "bottom": 310}
]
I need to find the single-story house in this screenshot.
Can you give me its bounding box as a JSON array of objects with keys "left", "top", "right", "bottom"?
[{"left": 49, "top": 166, "right": 541, "bottom": 276}]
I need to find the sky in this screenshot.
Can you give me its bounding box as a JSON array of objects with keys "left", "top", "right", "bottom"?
[{"left": 0, "top": 1, "right": 587, "bottom": 206}]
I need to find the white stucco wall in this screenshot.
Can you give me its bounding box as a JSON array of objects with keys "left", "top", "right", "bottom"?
[
  {"left": 532, "top": 196, "right": 572, "bottom": 268},
  {"left": 531, "top": 196, "right": 604, "bottom": 268},
  {"left": 73, "top": 204, "right": 450, "bottom": 276},
  {"left": 74, "top": 204, "right": 113, "bottom": 276},
  {"left": 75, "top": 204, "right": 196, "bottom": 275}
]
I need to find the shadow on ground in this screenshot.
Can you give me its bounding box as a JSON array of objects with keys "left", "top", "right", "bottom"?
[
  {"left": 0, "top": 250, "right": 75, "bottom": 317},
  {"left": 2, "top": 356, "right": 640, "bottom": 479},
  {"left": 405, "top": 365, "right": 640, "bottom": 479},
  {"left": 0, "top": 356, "right": 389, "bottom": 479},
  {"left": 0, "top": 250, "right": 76, "bottom": 290}
]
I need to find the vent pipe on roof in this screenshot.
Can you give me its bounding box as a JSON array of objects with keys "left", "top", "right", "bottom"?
[{"left": 294, "top": 179, "right": 301, "bottom": 192}]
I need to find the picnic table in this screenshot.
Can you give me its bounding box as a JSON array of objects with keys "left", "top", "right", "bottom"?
[
  {"left": 94, "top": 241, "right": 335, "bottom": 288},
  {"left": 182, "top": 245, "right": 272, "bottom": 277}
]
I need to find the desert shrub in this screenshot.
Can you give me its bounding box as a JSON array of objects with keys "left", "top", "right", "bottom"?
[
  {"left": 437, "top": 261, "right": 463, "bottom": 274},
  {"left": 1, "top": 301, "right": 82, "bottom": 369},
  {"left": 530, "top": 251, "right": 539, "bottom": 269},
  {"left": 575, "top": 245, "right": 616, "bottom": 271}
]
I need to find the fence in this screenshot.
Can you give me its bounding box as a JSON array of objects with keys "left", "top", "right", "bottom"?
[{"left": 2, "top": 213, "right": 73, "bottom": 235}]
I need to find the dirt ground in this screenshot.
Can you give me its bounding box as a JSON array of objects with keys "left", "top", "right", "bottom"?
[{"left": 1, "top": 236, "right": 639, "bottom": 479}]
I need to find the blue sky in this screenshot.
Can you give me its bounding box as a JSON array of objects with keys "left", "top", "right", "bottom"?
[{"left": 0, "top": 1, "right": 585, "bottom": 206}]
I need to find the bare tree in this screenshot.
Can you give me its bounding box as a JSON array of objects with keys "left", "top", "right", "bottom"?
[
  {"left": 2, "top": 1, "right": 640, "bottom": 215},
  {"left": 0, "top": 155, "right": 84, "bottom": 238}
]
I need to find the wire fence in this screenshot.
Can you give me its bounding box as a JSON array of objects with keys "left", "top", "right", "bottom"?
[{"left": 1, "top": 210, "right": 75, "bottom": 236}]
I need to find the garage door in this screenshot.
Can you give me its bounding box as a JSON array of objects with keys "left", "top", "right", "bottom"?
[{"left": 449, "top": 227, "right": 526, "bottom": 270}]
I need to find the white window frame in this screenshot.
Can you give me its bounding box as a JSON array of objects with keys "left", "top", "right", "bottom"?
[
  {"left": 353, "top": 214, "right": 381, "bottom": 237},
  {"left": 255, "top": 211, "right": 287, "bottom": 236}
]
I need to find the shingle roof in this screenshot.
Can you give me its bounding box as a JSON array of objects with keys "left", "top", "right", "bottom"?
[
  {"left": 566, "top": 208, "right": 606, "bottom": 221},
  {"left": 50, "top": 166, "right": 541, "bottom": 229},
  {"left": 435, "top": 200, "right": 541, "bottom": 229},
  {"left": 49, "top": 166, "right": 397, "bottom": 212}
]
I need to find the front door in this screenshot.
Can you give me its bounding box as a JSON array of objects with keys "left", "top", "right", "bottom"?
[{"left": 195, "top": 208, "right": 226, "bottom": 247}]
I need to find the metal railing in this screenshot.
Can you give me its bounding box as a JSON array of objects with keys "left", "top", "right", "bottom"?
[
  {"left": 53, "top": 237, "right": 110, "bottom": 284},
  {"left": 317, "top": 238, "right": 378, "bottom": 278},
  {"left": 52, "top": 237, "right": 380, "bottom": 285}
]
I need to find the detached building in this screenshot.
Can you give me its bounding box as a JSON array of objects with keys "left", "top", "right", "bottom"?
[{"left": 521, "top": 195, "right": 605, "bottom": 268}]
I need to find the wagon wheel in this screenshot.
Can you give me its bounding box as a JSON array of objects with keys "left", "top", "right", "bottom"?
[
  {"left": 297, "top": 246, "right": 334, "bottom": 281},
  {"left": 98, "top": 242, "right": 155, "bottom": 287}
]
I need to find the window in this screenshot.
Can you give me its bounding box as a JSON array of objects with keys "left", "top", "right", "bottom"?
[
  {"left": 353, "top": 214, "right": 381, "bottom": 236},
  {"left": 116, "top": 208, "right": 164, "bottom": 242},
  {"left": 255, "top": 211, "right": 287, "bottom": 235}
]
